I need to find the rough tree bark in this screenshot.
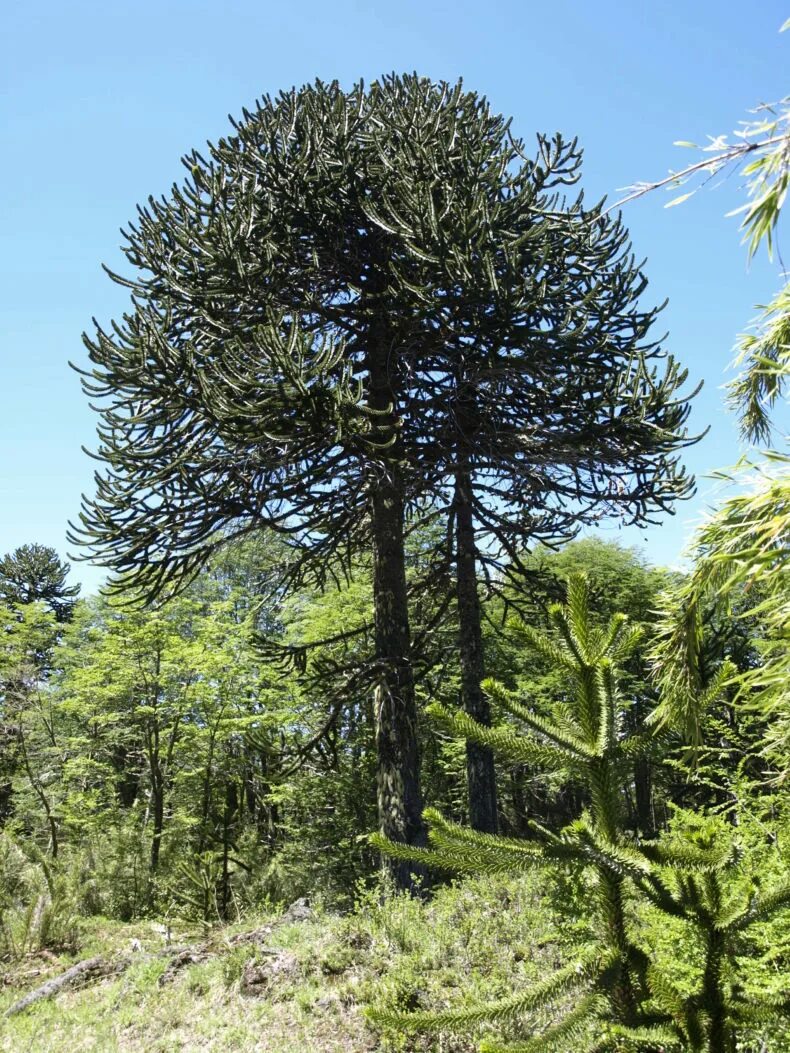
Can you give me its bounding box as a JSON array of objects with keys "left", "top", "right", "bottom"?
[
  {"left": 366, "top": 329, "right": 426, "bottom": 890},
  {"left": 454, "top": 465, "right": 498, "bottom": 833},
  {"left": 451, "top": 383, "right": 498, "bottom": 832}
]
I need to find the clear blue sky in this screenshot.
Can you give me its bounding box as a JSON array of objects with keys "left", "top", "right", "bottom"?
[{"left": 1, "top": 0, "right": 787, "bottom": 594}]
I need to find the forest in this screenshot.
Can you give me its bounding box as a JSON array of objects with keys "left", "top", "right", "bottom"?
[{"left": 1, "top": 69, "right": 789, "bottom": 1053}]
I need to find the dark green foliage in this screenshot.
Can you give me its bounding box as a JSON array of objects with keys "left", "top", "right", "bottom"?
[
  {"left": 0, "top": 544, "right": 79, "bottom": 624},
  {"left": 70, "top": 80, "right": 695, "bottom": 601},
  {"left": 70, "top": 74, "right": 699, "bottom": 861}
]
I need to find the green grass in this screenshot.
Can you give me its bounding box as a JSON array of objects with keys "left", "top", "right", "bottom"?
[
  {"left": 0, "top": 873, "right": 568, "bottom": 1053},
  {"left": 3, "top": 866, "right": 788, "bottom": 1051}
]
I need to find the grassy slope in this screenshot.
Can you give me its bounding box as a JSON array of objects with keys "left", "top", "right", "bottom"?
[{"left": 0, "top": 875, "right": 567, "bottom": 1053}]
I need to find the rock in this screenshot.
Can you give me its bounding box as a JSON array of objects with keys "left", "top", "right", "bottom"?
[
  {"left": 240, "top": 950, "right": 300, "bottom": 995},
  {"left": 281, "top": 897, "right": 312, "bottom": 924},
  {"left": 157, "top": 948, "right": 210, "bottom": 987},
  {"left": 227, "top": 897, "right": 314, "bottom": 949},
  {"left": 150, "top": 922, "right": 172, "bottom": 945}
]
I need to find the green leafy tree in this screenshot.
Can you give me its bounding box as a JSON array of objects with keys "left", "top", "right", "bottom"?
[
  {"left": 60, "top": 594, "right": 272, "bottom": 897},
  {"left": 0, "top": 603, "right": 64, "bottom": 856},
  {"left": 0, "top": 550, "right": 80, "bottom": 829}
]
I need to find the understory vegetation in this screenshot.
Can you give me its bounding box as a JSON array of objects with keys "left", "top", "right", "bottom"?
[{"left": 2, "top": 538, "right": 789, "bottom": 1051}]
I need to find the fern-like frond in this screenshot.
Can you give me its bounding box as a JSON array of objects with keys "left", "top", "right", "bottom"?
[
  {"left": 566, "top": 575, "right": 592, "bottom": 651},
  {"left": 727, "top": 881, "right": 790, "bottom": 931},
  {"left": 596, "top": 662, "right": 616, "bottom": 756},
  {"left": 369, "top": 826, "right": 568, "bottom": 877},
  {"left": 599, "top": 612, "right": 628, "bottom": 657},
  {"left": 550, "top": 603, "right": 590, "bottom": 669},
  {"left": 426, "top": 811, "right": 580, "bottom": 871},
  {"left": 479, "top": 685, "right": 595, "bottom": 759},
  {"left": 430, "top": 700, "right": 583, "bottom": 767},
  {"left": 367, "top": 947, "right": 608, "bottom": 1033},
  {"left": 639, "top": 840, "right": 731, "bottom": 874},
  {"left": 697, "top": 660, "right": 736, "bottom": 711},
  {"left": 731, "top": 997, "right": 790, "bottom": 1025},
  {"left": 618, "top": 732, "right": 658, "bottom": 760},
  {"left": 573, "top": 822, "right": 652, "bottom": 879},
  {"left": 424, "top": 808, "right": 548, "bottom": 854},
  {"left": 589, "top": 1022, "right": 684, "bottom": 1051},
  {"left": 368, "top": 834, "right": 481, "bottom": 875},
  {"left": 507, "top": 623, "right": 575, "bottom": 671},
  {"left": 481, "top": 993, "right": 608, "bottom": 1053},
  {"left": 610, "top": 624, "right": 645, "bottom": 667},
  {"left": 646, "top": 964, "right": 689, "bottom": 1025}
]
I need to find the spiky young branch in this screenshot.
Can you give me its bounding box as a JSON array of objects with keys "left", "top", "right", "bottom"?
[
  {"left": 371, "top": 574, "right": 790, "bottom": 1052},
  {"left": 372, "top": 576, "right": 654, "bottom": 1046}
]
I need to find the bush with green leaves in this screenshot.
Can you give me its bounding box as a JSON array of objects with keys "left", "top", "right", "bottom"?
[{"left": 0, "top": 834, "right": 81, "bottom": 960}]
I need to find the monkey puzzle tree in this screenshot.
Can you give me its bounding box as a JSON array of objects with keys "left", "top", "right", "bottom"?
[
  {"left": 371, "top": 578, "right": 790, "bottom": 1052},
  {"left": 410, "top": 132, "right": 696, "bottom": 832},
  {"left": 73, "top": 77, "right": 447, "bottom": 886},
  {"left": 71, "top": 75, "right": 695, "bottom": 881},
  {"left": 0, "top": 545, "right": 80, "bottom": 624}
]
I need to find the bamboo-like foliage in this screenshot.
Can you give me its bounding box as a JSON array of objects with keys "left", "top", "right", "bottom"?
[
  {"left": 650, "top": 468, "right": 788, "bottom": 756},
  {"left": 645, "top": 68, "right": 790, "bottom": 776},
  {"left": 370, "top": 574, "right": 790, "bottom": 1052}
]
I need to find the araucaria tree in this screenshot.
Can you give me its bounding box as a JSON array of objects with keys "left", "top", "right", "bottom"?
[
  {"left": 0, "top": 544, "right": 80, "bottom": 623},
  {"left": 372, "top": 577, "right": 790, "bottom": 1052},
  {"left": 72, "top": 75, "right": 695, "bottom": 882}
]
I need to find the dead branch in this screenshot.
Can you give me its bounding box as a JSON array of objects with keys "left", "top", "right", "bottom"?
[{"left": 4, "top": 955, "right": 131, "bottom": 1017}]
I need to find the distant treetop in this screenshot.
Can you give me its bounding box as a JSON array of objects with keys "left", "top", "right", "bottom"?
[{"left": 0, "top": 544, "right": 80, "bottom": 622}]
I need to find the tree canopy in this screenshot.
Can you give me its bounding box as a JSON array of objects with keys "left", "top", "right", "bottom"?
[
  {"left": 70, "top": 75, "right": 700, "bottom": 868},
  {"left": 0, "top": 544, "right": 80, "bottom": 623}
]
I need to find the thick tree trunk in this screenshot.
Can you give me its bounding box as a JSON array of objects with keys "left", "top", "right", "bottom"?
[
  {"left": 370, "top": 465, "right": 427, "bottom": 889},
  {"left": 150, "top": 769, "right": 164, "bottom": 873},
  {"left": 508, "top": 766, "right": 531, "bottom": 837},
  {"left": 366, "top": 337, "right": 426, "bottom": 891},
  {"left": 454, "top": 467, "right": 498, "bottom": 833},
  {"left": 633, "top": 756, "right": 653, "bottom": 836},
  {"left": 112, "top": 745, "right": 140, "bottom": 809},
  {"left": 629, "top": 692, "right": 654, "bottom": 835}
]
